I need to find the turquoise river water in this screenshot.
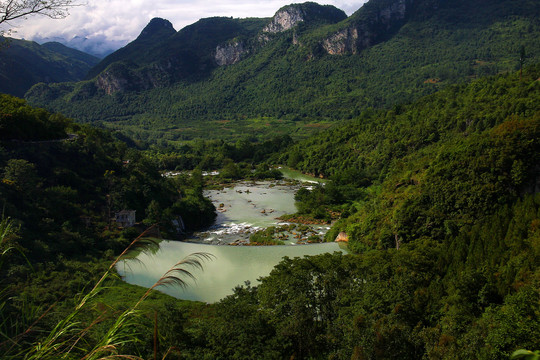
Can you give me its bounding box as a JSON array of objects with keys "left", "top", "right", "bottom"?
[{"left": 118, "top": 169, "right": 346, "bottom": 303}]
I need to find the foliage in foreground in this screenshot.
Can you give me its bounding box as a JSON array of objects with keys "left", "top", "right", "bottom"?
[
  {"left": 1, "top": 62, "right": 539, "bottom": 360},
  {"left": 1, "top": 222, "right": 212, "bottom": 359},
  {"left": 0, "top": 95, "right": 216, "bottom": 358}
]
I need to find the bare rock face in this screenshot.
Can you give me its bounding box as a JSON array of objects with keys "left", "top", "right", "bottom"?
[
  {"left": 215, "top": 42, "right": 248, "bottom": 66},
  {"left": 96, "top": 68, "right": 131, "bottom": 95},
  {"left": 263, "top": 2, "right": 346, "bottom": 34},
  {"left": 323, "top": 28, "right": 360, "bottom": 55},
  {"left": 323, "top": 0, "right": 409, "bottom": 55},
  {"left": 263, "top": 7, "right": 305, "bottom": 33},
  {"left": 380, "top": 0, "right": 407, "bottom": 22},
  {"left": 335, "top": 232, "right": 349, "bottom": 242},
  {"left": 95, "top": 62, "right": 172, "bottom": 94}
]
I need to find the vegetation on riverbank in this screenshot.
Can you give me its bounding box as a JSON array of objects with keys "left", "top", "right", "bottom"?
[
  {"left": 0, "top": 94, "right": 217, "bottom": 357},
  {"left": 170, "top": 66, "right": 538, "bottom": 359},
  {"left": 1, "top": 31, "right": 540, "bottom": 360},
  {"left": 247, "top": 223, "right": 325, "bottom": 245}
]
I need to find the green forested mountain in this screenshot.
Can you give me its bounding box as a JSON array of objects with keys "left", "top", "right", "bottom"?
[
  {"left": 84, "top": 17, "right": 178, "bottom": 80},
  {"left": 215, "top": 67, "right": 537, "bottom": 359},
  {"left": 0, "top": 94, "right": 215, "bottom": 257},
  {"left": 41, "top": 41, "right": 100, "bottom": 65},
  {"left": 134, "top": 65, "right": 539, "bottom": 360},
  {"left": 0, "top": 38, "right": 99, "bottom": 97},
  {"left": 1, "top": 0, "right": 539, "bottom": 359},
  {"left": 84, "top": 3, "right": 347, "bottom": 82},
  {"left": 4, "top": 65, "right": 538, "bottom": 360},
  {"left": 26, "top": 0, "right": 540, "bottom": 144},
  {"left": 282, "top": 65, "right": 540, "bottom": 248}
]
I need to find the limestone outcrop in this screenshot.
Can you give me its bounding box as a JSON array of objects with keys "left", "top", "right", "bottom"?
[
  {"left": 322, "top": 0, "right": 410, "bottom": 55},
  {"left": 215, "top": 42, "right": 248, "bottom": 66},
  {"left": 263, "top": 7, "right": 306, "bottom": 33},
  {"left": 263, "top": 2, "right": 347, "bottom": 34}
]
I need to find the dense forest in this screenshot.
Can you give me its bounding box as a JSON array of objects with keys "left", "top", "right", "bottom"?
[
  {"left": 0, "top": 94, "right": 217, "bottom": 357},
  {"left": 0, "top": 38, "right": 99, "bottom": 97},
  {"left": 25, "top": 0, "right": 540, "bottom": 144},
  {"left": 1, "top": 0, "right": 539, "bottom": 358},
  {"left": 167, "top": 64, "right": 539, "bottom": 360},
  {"left": 2, "top": 63, "right": 539, "bottom": 358}
]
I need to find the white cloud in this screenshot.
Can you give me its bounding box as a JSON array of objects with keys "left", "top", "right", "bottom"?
[{"left": 2, "top": 0, "right": 367, "bottom": 54}]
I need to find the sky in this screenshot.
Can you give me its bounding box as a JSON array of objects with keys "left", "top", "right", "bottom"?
[{"left": 2, "top": 0, "right": 368, "bottom": 56}]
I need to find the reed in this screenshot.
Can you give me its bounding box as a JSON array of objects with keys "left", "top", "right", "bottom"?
[{"left": 2, "top": 224, "right": 213, "bottom": 359}]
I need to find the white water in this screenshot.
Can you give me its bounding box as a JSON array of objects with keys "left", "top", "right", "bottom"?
[
  {"left": 118, "top": 169, "right": 344, "bottom": 303},
  {"left": 193, "top": 181, "right": 307, "bottom": 244}
]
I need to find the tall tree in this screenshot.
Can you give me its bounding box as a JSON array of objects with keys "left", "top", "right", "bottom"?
[{"left": 519, "top": 45, "right": 526, "bottom": 80}]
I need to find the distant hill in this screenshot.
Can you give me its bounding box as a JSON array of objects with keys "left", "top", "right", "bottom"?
[
  {"left": 42, "top": 41, "right": 101, "bottom": 65},
  {"left": 26, "top": 0, "right": 540, "bottom": 143},
  {"left": 0, "top": 38, "right": 99, "bottom": 97}
]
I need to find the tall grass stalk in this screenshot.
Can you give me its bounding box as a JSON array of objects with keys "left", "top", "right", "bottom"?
[
  {"left": 0, "top": 216, "right": 35, "bottom": 353},
  {"left": 0, "top": 216, "right": 22, "bottom": 269},
  {"left": 82, "top": 252, "right": 214, "bottom": 360},
  {"left": 13, "top": 225, "right": 213, "bottom": 359}
]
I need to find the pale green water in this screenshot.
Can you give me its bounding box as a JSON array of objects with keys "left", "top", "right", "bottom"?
[
  {"left": 195, "top": 182, "right": 312, "bottom": 244},
  {"left": 118, "top": 241, "right": 346, "bottom": 303},
  {"left": 207, "top": 182, "right": 298, "bottom": 227},
  {"left": 118, "top": 171, "right": 340, "bottom": 303}
]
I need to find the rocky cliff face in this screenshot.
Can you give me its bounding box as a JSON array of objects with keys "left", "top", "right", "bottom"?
[
  {"left": 87, "top": 1, "right": 414, "bottom": 94},
  {"left": 263, "top": 7, "right": 305, "bottom": 33},
  {"left": 263, "top": 3, "right": 347, "bottom": 34},
  {"left": 94, "top": 62, "right": 173, "bottom": 94},
  {"left": 95, "top": 67, "right": 131, "bottom": 95},
  {"left": 322, "top": 0, "right": 410, "bottom": 55},
  {"left": 215, "top": 42, "right": 248, "bottom": 66},
  {"left": 323, "top": 28, "right": 360, "bottom": 55}
]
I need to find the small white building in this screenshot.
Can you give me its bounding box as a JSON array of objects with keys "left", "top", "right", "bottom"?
[{"left": 115, "top": 210, "right": 136, "bottom": 228}]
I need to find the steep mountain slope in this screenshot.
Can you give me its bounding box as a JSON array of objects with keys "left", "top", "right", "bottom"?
[
  {"left": 0, "top": 38, "right": 99, "bottom": 97},
  {"left": 84, "top": 3, "right": 346, "bottom": 93},
  {"left": 89, "top": 17, "right": 272, "bottom": 94},
  {"left": 281, "top": 63, "right": 540, "bottom": 181},
  {"left": 241, "top": 66, "right": 538, "bottom": 359},
  {"left": 281, "top": 64, "right": 540, "bottom": 246},
  {"left": 85, "top": 18, "right": 177, "bottom": 80},
  {"left": 26, "top": 0, "right": 540, "bottom": 143}
]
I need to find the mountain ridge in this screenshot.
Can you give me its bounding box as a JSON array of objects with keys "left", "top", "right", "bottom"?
[
  {"left": 25, "top": 0, "right": 540, "bottom": 144},
  {"left": 0, "top": 37, "right": 99, "bottom": 97},
  {"left": 85, "top": 2, "right": 347, "bottom": 86}
]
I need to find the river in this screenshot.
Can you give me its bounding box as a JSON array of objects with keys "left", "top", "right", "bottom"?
[
  {"left": 118, "top": 241, "right": 346, "bottom": 302},
  {"left": 118, "top": 168, "right": 346, "bottom": 303}
]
